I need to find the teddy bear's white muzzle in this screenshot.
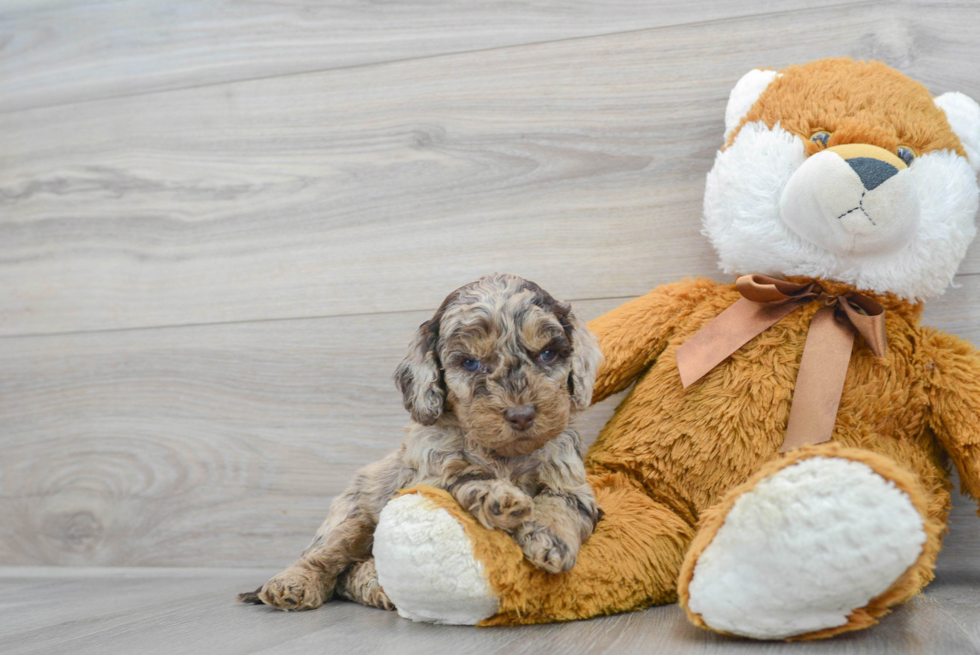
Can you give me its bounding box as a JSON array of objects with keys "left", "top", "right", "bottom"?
[{"left": 779, "top": 145, "right": 920, "bottom": 257}]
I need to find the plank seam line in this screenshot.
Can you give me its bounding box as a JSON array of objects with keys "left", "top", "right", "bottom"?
[
  {"left": 0, "top": 267, "right": 974, "bottom": 340},
  {"left": 0, "top": 296, "right": 642, "bottom": 340},
  {"left": 0, "top": 0, "right": 884, "bottom": 116}
]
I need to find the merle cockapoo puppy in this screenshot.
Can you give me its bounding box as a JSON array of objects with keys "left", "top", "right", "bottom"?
[{"left": 239, "top": 273, "right": 604, "bottom": 611}]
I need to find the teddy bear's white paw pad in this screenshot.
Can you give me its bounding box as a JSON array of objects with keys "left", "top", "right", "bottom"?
[
  {"left": 687, "top": 457, "right": 926, "bottom": 640},
  {"left": 373, "top": 493, "right": 499, "bottom": 624}
]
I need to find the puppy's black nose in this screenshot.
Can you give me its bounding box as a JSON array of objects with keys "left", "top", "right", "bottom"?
[
  {"left": 847, "top": 157, "right": 898, "bottom": 191},
  {"left": 505, "top": 405, "right": 537, "bottom": 431}
]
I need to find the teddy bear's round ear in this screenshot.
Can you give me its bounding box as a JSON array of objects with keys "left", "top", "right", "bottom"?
[
  {"left": 935, "top": 92, "right": 980, "bottom": 172},
  {"left": 724, "top": 69, "right": 780, "bottom": 141}
]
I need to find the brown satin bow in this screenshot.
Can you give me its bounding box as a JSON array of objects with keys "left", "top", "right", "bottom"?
[{"left": 675, "top": 274, "right": 887, "bottom": 452}]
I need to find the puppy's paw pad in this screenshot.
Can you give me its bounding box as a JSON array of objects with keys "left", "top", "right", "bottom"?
[
  {"left": 486, "top": 486, "right": 533, "bottom": 530},
  {"left": 520, "top": 529, "right": 576, "bottom": 574},
  {"left": 258, "top": 568, "right": 327, "bottom": 611}
]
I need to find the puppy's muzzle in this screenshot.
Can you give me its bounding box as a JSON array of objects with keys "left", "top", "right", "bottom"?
[{"left": 504, "top": 404, "right": 537, "bottom": 431}]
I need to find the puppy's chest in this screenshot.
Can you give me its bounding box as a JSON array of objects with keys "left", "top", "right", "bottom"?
[
  {"left": 401, "top": 434, "right": 547, "bottom": 494},
  {"left": 470, "top": 453, "right": 546, "bottom": 493}
]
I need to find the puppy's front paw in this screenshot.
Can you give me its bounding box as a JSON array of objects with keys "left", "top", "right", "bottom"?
[
  {"left": 518, "top": 526, "right": 576, "bottom": 574},
  {"left": 469, "top": 481, "right": 533, "bottom": 532},
  {"left": 258, "top": 566, "right": 329, "bottom": 611}
]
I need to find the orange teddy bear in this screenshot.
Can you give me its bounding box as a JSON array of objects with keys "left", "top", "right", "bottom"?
[{"left": 371, "top": 58, "right": 980, "bottom": 640}]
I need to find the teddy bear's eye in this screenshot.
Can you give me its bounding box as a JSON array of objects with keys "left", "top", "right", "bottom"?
[
  {"left": 810, "top": 131, "right": 831, "bottom": 147},
  {"left": 897, "top": 147, "right": 916, "bottom": 166}
]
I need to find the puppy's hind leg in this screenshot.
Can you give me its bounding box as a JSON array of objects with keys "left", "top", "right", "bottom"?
[
  {"left": 249, "top": 452, "right": 406, "bottom": 611},
  {"left": 256, "top": 494, "right": 373, "bottom": 611},
  {"left": 336, "top": 558, "right": 395, "bottom": 610}
]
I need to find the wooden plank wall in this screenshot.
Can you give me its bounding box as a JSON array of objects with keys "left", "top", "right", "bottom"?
[{"left": 1, "top": 0, "right": 978, "bottom": 567}]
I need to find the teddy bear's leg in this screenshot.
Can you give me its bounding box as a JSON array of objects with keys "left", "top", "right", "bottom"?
[
  {"left": 372, "top": 472, "right": 695, "bottom": 625},
  {"left": 678, "top": 443, "right": 943, "bottom": 641}
]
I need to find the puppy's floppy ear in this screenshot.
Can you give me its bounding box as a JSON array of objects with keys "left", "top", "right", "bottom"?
[
  {"left": 565, "top": 309, "right": 603, "bottom": 411},
  {"left": 394, "top": 314, "right": 445, "bottom": 426}
]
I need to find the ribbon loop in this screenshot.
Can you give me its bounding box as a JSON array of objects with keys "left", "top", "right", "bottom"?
[
  {"left": 675, "top": 275, "right": 888, "bottom": 452},
  {"left": 837, "top": 293, "right": 887, "bottom": 357},
  {"left": 735, "top": 274, "right": 818, "bottom": 303}
]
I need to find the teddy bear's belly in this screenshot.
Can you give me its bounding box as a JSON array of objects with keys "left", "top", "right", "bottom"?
[{"left": 585, "top": 337, "right": 949, "bottom": 524}]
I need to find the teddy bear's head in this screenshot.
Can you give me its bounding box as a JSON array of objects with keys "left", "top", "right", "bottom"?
[{"left": 703, "top": 58, "right": 980, "bottom": 301}]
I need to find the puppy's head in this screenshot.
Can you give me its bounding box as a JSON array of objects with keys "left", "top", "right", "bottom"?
[{"left": 394, "top": 273, "right": 602, "bottom": 457}]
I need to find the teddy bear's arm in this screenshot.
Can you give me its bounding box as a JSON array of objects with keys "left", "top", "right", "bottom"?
[
  {"left": 925, "top": 329, "right": 980, "bottom": 508},
  {"left": 587, "top": 279, "right": 712, "bottom": 403}
]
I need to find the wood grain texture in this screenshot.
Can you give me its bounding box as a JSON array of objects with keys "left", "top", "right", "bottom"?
[
  {"left": 3, "top": 1, "right": 980, "bottom": 337},
  {"left": 0, "top": 0, "right": 864, "bottom": 113},
  {"left": 1, "top": 286, "right": 977, "bottom": 569},
  {"left": 0, "top": 298, "right": 626, "bottom": 567},
  {"left": 922, "top": 275, "right": 980, "bottom": 345}
]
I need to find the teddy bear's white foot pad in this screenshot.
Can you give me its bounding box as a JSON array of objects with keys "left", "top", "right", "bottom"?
[
  {"left": 686, "top": 456, "right": 927, "bottom": 640},
  {"left": 373, "top": 493, "right": 499, "bottom": 625}
]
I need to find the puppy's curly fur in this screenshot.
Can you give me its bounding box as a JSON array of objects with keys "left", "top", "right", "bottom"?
[{"left": 238, "top": 273, "right": 604, "bottom": 611}]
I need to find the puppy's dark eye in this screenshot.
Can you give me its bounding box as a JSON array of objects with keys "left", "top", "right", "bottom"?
[
  {"left": 897, "top": 146, "right": 915, "bottom": 166},
  {"left": 538, "top": 350, "right": 558, "bottom": 364},
  {"left": 810, "top": 131, "right": 831, "bottom": 148},
  {"left": 462, "top": 358, "right": 481, "bottom": 372}
]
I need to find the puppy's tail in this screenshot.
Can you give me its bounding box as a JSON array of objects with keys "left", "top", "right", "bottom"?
[{"left": 236, "top": 586, "right": 264, "bottom": 604}]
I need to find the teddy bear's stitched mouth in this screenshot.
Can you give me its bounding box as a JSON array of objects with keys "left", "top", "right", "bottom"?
[
  {"left": 835, "top": 191, "right": 876, "bottom": 226},
  {"left": 777, "top": 147, "right": 922, "bottom": 257}
]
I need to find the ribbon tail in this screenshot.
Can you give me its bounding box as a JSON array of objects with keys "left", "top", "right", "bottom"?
[
  {"left": 780, "top": 306, "right": 856, "bottom": 453},
  {"left": 676, "top": 297, "right": 804, "bottom": 388}
]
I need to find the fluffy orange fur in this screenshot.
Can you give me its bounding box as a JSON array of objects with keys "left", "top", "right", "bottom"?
[
  {"left": 728, "top": 58, "right": 966, "bottom": 159},
  {"left": 428, "top": 277, "right": 980, "bottom": 634}
]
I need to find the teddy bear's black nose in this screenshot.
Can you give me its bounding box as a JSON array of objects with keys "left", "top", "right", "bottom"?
[
  {"left": 504, "top": 405, "right": 537, "bottom": 431},
  {"left": 847, "top": 157, "right": 899, "bottom": 191}
]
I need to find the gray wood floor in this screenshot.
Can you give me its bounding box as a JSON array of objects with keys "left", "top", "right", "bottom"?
[
  {"left": 2, "top": 0, "right": 980, "bottom": 652},
  {"left": 1, "top": 486, "right": 978, "bottom": 655}
]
